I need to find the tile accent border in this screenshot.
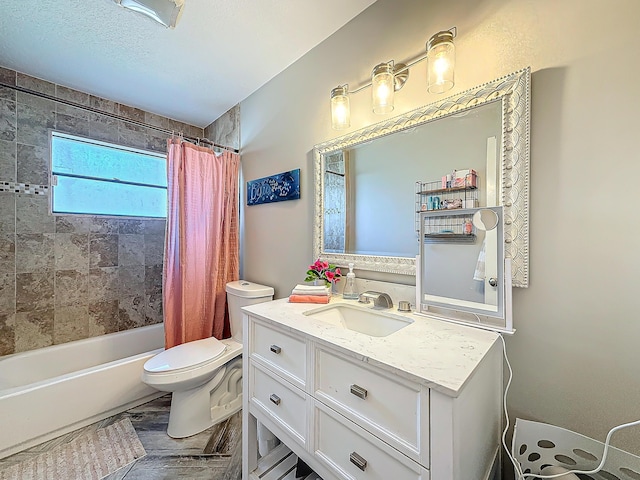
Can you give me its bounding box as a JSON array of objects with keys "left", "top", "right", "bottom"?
[{"left": 0, "top": 181, "right": 49, "bottom": 195}]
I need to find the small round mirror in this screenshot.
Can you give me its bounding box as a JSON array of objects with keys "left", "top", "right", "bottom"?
[{"left": 472, "top": 209, "right": 499, "bottom": 231}]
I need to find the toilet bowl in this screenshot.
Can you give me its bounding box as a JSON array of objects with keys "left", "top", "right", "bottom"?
[{"left": 142, "top": 280, "right": 274, "bottom": 438}]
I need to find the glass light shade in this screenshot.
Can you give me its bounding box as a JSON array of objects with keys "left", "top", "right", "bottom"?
[
  {"left": 114, "top": 0, "right": 184, "bottom": 28},
  {"left": 371, "top": 63, "right": 395, "bottom": 114},
  {"left": 330, "top": 86, "right": 351, "bottom": 130},
  {"left": 427, "top": 31, "right": 455, "bottom": 94}
]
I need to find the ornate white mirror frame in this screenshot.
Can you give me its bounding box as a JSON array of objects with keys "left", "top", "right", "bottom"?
[{"left": 313, "top": 67, "right": 530, "bottom": 287}]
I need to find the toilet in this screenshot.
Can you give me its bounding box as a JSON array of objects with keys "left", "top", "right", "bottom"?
[{"left": 141, "top": 280, "right": 274, "bottom": 438}]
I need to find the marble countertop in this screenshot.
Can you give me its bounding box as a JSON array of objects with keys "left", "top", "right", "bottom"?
[{"left": 243, "top": 297, "right": 500, "bottom": 397}]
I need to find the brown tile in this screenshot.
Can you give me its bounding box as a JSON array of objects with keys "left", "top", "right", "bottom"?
[
  {"left": 90, "top": 217, "right": 120, "bottom": 234},
  {"left": 16, "top": 272, "right": 54, "bottom": 312},
  {"left": 144, "top": 265, "right": 162, "bottom": 296},
  {"left": 0, "top": 313, "right": 16, "bottom": 355},
  {"left": 16, "top": 73, "right": 55, "bottom": 96},
  {"left": 119, "top": 234, "right": 144, "bottom": 266},
  {"left": 0, "top": 193, "right": 15, "bottom": 234},
  {"left": 16, "top": 192, "right": 55, "bottom": 233},
  {"left": 89, "top": 267, "right": 119, "bottom": 302},
  {"left": 119, "top": 265, "right": 144, "bottom": 297},
  {"left": 118, "top": 121, "right": 148, "bottom": 150},
  {"left": 89, "top": 96, "right": 118, "bottom": 115},
  {"left": 144, "top": 112, "right": 168, "bottom": 129},
  {"left": 0, "top": 98, "right": 16, "bottom": 142},
  {"left": 55, "top": 112, "right": 89, "bottom": 137},
  {"left": 118, "top": 104, "right": 145, "bottom": 123},
  {"left": 142, "top": 218, "right": 166, "bottom": 235},
  {"left": 119, "top": 219, "right": 144, "bottom": 234},
  {"left": 88, "top": 300, "right": 119, "bottom": 336},
  {"left": 14, "top": 308, "right": 54, "bottom": 352},
  {"left": 54, "top": 233, "right": 89, "bottom": 272},
  {"left": 55, "top": 269, "right": 88, "bottom": 307},
  {"left": 16, "top": 143, "right": 49, "bottom": 185},
  {"left": 89, "top": 234, "right": 118, "bottom": 268},
  {"left": 145, "top": 293, "right": 163, "bottom": 325},
  {"left": 0, "top": 139, "right": 16, "bottom": 180},
  {"left": 0, "top": 232, "right": 15, "bottom": 269},
  {"left": 54, "top": 305, "right": 88, "bottom": 344},
  {"left": 16, "top": 100, "right": 55, "bottom": 147},
  {"left": 0, "top": 67, "right": 16, "bottom": 101},
  {"left": 143, "top": 234, "right": 164, "bottom": 266},
  {"left": 88, "top": 112, "right": 118, "bottom": 144},
  {"left": 0, "top": 272, "right": 15, "bottom": 315},
  {"left": 55, "top": 216, "right": 94, "bottom": 233},
  {"left": 55, "top": 85, "right": 90, "bottom": 107},
  {"left": 119, "top": 295, "right": 146, "bottom": 330},
  {"left": 15, "top": 233, "right": 54, "bottom": 273}
]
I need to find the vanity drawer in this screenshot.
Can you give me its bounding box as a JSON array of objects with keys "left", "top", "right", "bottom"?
[
  {"left": 314, "top": 346, "right": 428, "bottom": 464},
  {"left": 249, "top": 362, "right": 307, "bottom": 447},
  {"left": 250, "top": 319, "right": 307, "bottom": 388},
  {"left": 314, "top": 401, "right": 428, "bottom": 480}
]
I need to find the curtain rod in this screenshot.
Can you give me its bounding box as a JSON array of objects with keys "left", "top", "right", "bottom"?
[{"left": 0, "top": 82, "right": 240, "bottom": 154}]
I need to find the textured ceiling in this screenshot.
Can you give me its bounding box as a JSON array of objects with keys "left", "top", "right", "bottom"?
[{"left": 0, "top": 0, "right": 376, "bottom": 127}]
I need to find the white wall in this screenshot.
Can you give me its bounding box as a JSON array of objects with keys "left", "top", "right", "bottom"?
[{"left": 240, "top": 0, "right": 640, "bottom": 473}]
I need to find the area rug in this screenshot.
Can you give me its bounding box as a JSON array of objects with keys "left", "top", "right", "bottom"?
[{"left": 0, "top": 417, "right": 146, "bottom": 480}]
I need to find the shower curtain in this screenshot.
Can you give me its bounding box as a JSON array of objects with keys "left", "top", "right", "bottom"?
[{"left": 163, "top": 139, "right": 240, "bottom": 349}]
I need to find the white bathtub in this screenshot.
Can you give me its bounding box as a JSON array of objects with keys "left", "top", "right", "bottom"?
[{"left": 0, "top": 324, "right": 165, "bottom": 459}]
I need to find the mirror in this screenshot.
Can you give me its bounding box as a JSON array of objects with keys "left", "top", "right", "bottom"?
[
  {"left": 473, "top": 209, "right": 499, "bottom": 231},
  {"left": 313, "top": 68, "right": 530, "bottom": 287}
]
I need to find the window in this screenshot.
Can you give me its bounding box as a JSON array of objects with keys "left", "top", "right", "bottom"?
[{"left": 51, "top": 132, "right": 167, "bottom": 218}]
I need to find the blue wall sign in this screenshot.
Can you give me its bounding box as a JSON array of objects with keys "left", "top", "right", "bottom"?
[{"left": 247, "top": 169, "right": 300, "bottom": 206}]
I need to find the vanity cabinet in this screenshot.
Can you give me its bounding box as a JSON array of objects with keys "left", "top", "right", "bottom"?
[{"left": 242, "top": 307, "right": 502, "bottom": 480}]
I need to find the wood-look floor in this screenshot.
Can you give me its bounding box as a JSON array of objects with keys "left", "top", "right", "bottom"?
[{"left": 0, "top": 395, "right": 242, "bottom": 480}]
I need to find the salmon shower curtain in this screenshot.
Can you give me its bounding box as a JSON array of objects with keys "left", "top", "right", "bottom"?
[{"left": 163, "top": 139, "right": 240, "bottom": 349}]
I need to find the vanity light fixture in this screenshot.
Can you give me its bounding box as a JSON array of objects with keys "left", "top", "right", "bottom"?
[
  {"left": 330, "top": 27, "right": 456, "bottom": 130},
  {"left": 113, "top": 0, "right": 185, "bottom": 28}
]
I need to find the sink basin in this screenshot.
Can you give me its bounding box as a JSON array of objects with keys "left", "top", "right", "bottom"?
[{"left": 303, "top": 304, "right": 413, "bottom": 337}]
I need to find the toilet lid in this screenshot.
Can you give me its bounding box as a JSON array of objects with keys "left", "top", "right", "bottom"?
[{"left": 144, "top": 337, "right": 226, "bottom": 374}]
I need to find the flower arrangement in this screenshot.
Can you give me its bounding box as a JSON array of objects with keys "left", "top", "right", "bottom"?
[{"left": 305, "top": 259, "right": 342, "bottom": 287}]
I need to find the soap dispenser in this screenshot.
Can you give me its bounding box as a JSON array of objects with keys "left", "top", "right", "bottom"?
[{"left": 342, "top": 263, "right": 359, "bottom": 300}]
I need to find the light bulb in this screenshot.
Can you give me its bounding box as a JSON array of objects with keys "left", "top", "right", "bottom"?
[{"left": 371, "top": 63, "right": 395, "bottom": 114}]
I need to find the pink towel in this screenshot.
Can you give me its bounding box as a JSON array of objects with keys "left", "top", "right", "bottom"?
[{"left": 288, "top": 295, "right": 330, "bottom": 304}]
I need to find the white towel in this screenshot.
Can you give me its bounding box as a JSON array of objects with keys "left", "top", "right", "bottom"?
[{"left": 292, "top": 284, "right": 330, "bottom": 296}]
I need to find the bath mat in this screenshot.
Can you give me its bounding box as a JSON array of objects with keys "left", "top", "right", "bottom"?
[{"left": 0, "top": 417, "right": 146, "bottom": 480}]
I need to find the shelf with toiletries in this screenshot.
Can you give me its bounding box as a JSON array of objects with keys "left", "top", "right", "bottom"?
[
  {"left": 421, "top": 208, "right": 477, "bottom": 243},
  {"left": 415, "top": 170, "right": 480, "bottom": 238}
]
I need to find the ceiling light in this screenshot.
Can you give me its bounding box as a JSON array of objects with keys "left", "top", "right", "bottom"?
[
  {"left": 331, "top": 85, "right": 351, "bottom": 130},
  {"left": 426, "top": 30, "right": 455, "bottom": 94},
  {"left": 113, "top": 0, "right": 185, "bottom": 28}
]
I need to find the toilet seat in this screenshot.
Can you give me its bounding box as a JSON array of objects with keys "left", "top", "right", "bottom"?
[{"left": 143, "top": 337, "right": 226, "bottom": 376}]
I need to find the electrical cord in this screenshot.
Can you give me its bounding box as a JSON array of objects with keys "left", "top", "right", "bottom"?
[{"left": 498, "top": 333, "right": 640, "bottom": 480}]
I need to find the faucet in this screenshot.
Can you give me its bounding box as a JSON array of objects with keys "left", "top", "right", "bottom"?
[{"left": 358, "top": 291, "right": 393, "bottom": 309}]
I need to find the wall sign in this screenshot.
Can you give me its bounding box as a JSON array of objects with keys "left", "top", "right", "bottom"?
[{"left": 247, "top": 169, "right": 300, "bottom": 206}]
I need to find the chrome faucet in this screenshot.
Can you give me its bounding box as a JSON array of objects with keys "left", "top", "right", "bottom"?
[{"left": 358, "top": 291, "right": 393, "bottom": 309}]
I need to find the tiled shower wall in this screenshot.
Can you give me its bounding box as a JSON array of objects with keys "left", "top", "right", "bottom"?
[{"left": 0, "top": 66, "right": 212, "bottom": 356}]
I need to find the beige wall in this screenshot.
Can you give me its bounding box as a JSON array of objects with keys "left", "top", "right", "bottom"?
[{"left": 240, "top": 0, "right": 640, "bottom": 471}]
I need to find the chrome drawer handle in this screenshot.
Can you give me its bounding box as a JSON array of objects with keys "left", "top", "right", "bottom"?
[
  {"left": 350, "top": 452, "right": 367, "bottom": 471},
  {"left": 270, "top": 345, "right": 282, "bottom": 354},
  {"left": 269, "top": 394, "right": 281, "bottom": 406},
  {"left": 350, "top": 384, "right": 368, "bottom": 399}
]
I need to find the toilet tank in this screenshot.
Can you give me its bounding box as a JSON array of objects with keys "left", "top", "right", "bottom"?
[{"left": 226, "top": 281, "right": 274, "bottom": 342}]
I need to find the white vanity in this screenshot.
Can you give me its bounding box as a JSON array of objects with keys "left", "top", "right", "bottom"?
[{"left": 241, "top": 297, "right": 502, "bottom": 480}]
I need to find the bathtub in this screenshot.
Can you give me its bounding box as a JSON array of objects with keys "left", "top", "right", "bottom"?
[{"left": 0, "top": 324, "right": 165, "bottom": 459}]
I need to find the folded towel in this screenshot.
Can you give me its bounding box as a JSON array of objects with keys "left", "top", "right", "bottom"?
[
  {"left": 288, "top": 295, "right": 330, "bottom": 304},
  {"left": 291, "top": 287, "right": 330, "bottom": 296},
  {"left": 291, "top": 283, "right": 330, "bottom": 296}
]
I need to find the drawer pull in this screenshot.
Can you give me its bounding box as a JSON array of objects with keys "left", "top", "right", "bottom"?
[
  {"left": 350, "top": 452, "right": 367, "bottom": 471},
  {"left": 270, "top": 345, "right": 282, "bottom": 354},
  {"left": 269, "top": 394, "right": 281, "bottom": 406},
  {"left": 350, "top": 384, "right": 368, "bottom": 399}
]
